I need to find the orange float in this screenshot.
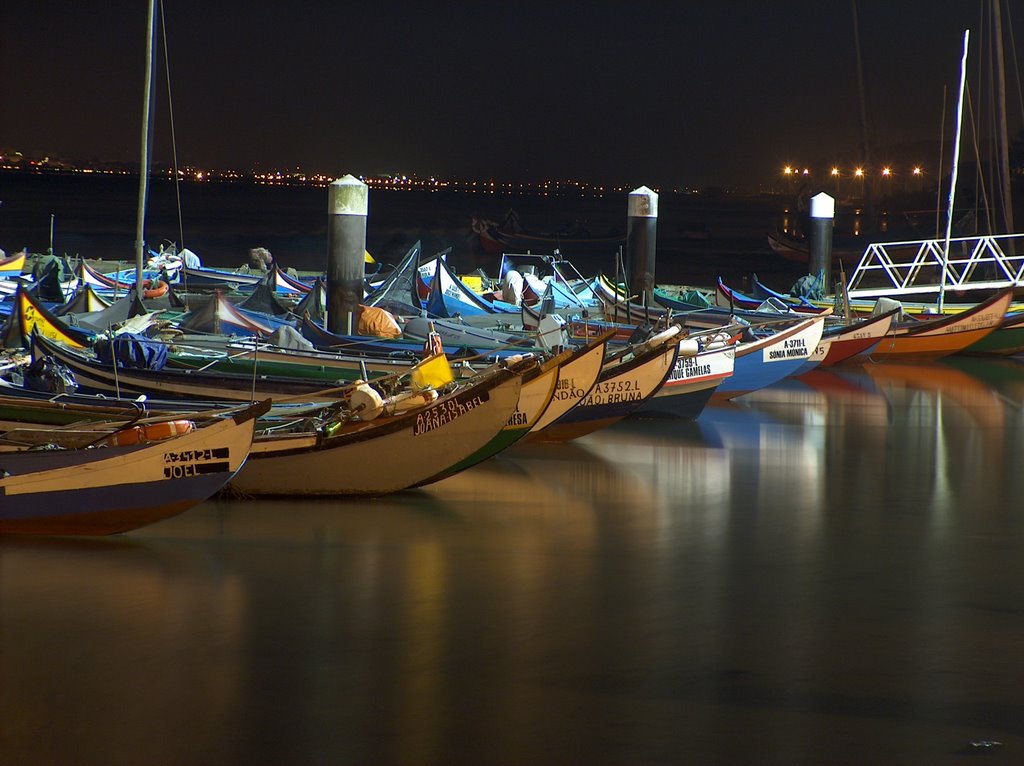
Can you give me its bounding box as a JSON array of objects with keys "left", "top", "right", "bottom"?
[
  {"left": 105, "top": 420, "right": 196, "bottom": 447},
  {"left": 142, "top": 278, "right": 169, "bottom": 299}
]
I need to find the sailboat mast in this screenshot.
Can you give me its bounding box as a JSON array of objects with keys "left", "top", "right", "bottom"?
[
  {"left": 134, "top": 0, "right": 157, "bottom": 292},
  {"left": 852, "top": 0, "right": 875, "bottom": 225},
  {"left": 940, "top": 29, "right": 971, "bottom": 313},
  {"left": 992, "top": 0, "right": 1014, "bottom": 235}
]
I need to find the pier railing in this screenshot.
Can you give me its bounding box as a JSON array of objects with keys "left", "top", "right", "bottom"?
[{"left": 845, "top": 232, "right": 1024, "bottom": 299}]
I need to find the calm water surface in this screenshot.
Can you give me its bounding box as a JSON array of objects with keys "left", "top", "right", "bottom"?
[{"left": 3, "top": 359, "right": 1024, "bottom": 765}]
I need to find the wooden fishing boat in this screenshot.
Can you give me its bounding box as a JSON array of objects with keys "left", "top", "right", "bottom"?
[
  {"left": 868, "top": 287, "right": 1013, "bottom": 362},
  {"left": 0, "top": 250, "right": 27, "bottom": 279},
  {"left": 424, "top": 255, "right": 518, "bottom": 318},
  {"left": 30, "top": 332, "right": 351, "bottom": 403},
  {"left": 53, "top": 282, "right": 113, "bottom": 316},
  {"left": 14, "top": 287, "right": 96, "bottom": 349},
  {"left": 526, "top": 330, "right": 610, "bottom": 433},
  {"left": 472, "top": 210, "right": 625, "bottom": 256},
  {"left": 525, "top": 325, "right": 682, "bottom": 442},
  {"left": 415, "top": 330, "right": 612, "bottom": 483},
  {"left": 164, "top": 334, "right": 428, "bottom": 384},
  {"left": 0, "top": 399, "right": 267, "bottom": 535},
  {"left": 713, "top": 314, "right": 827, "bottom": 400},
  {"left": 175, "top": 264, "right": 265, "bottom": 292},
  {"left": 410, "top": 351, "right": 562, "bottom": 485},
  {"left": 712, "top": 276, "right": 828, "bottom": 314},
  {"left": 632, "top": 336, "right": 736, "bottom": 419},
  {"left": 174, "top": 290, "right": 282, "bottom": 337},
  {"left": 297, "top": 313, "right": 524, "bottom": 361},
  {"left": 959, "top": 310, "right": 1024, "bottom": 356},
  {"left": 814, "top": 308, "right": 900, "bottom": 366},
  {"left": 228, "top": 362, "right": 526, "bottom": 496},
  {"left": 593, "top": 273, "right": 818, "bottom": 332}
]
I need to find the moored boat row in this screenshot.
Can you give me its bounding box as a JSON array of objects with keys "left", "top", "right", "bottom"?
[{"left": 2, "top": 236, "right": 1022, "bottom": 538}]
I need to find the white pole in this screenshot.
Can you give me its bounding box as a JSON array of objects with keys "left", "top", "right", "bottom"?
[
  {"left": 940, "top": 29, "right": 969, "bottom": 313},
  {"left": 135, "top": 0, "right": 156, "bottom": 295}
]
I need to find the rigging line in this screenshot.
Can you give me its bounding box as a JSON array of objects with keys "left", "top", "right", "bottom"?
[
  {"left": 937, "top": 85, "right": 947, "bottom": 239},
  {"left": 1002, "top": 0, "right": 1024, "bottom": 125},
  {"left": 975, "top": 0, "right": 990, "bottom": 234},
  {"left": 159, "top": 0, "right": 184, "bottom": 251},
  {"left": 965, "top": 84, "right": 995, "bottom": 235},
  {"left": 991, "top": 0, "right": 1015, "bottom": 237}
]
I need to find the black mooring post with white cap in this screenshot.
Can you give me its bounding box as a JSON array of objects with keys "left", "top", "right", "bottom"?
[
  {"left": 327, "top": 175, "right": 368, "bottom": 335},
  {"left": 808, "top": 191, "right": 835, "bottom": 291},
  {"left": 626, "top": 185, "right": 658, "bottom": 307}
]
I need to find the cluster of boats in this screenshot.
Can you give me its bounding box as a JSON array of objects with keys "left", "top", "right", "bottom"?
[{"left": 0, "top": 240, "right": 1018, "bottom": 537}]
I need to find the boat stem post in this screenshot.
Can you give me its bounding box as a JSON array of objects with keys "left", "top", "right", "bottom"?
[
  {"left": 808, "top": 192, "right": 834, "bottom": 292},
  {"left": 327, "top": 175, "right": 368, "bottom": 335},
  {"left": 627, "top": 186, "right": 658, "bottom": 306}
]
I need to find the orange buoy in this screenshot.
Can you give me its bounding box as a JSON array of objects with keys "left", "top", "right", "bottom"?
[
  {"left": 105, "top": 420, "right": 195, "bottom": 447},
  {"left": 142, "top": 278, "right": 169, "bottom": 299}
]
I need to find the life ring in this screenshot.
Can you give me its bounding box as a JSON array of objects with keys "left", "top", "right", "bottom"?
[
  {"left": 142, "top": 278, "right": 169, "bottom": 299},
  {"left": 104, "top": 419, "right": 195, "bottom": 447}
]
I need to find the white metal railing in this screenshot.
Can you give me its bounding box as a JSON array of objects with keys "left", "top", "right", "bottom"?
[{"left": 845, "top": 232, "right": 1024, "bottom": 298}]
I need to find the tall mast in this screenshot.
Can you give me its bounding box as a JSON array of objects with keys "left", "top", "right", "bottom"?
[
  {"left": 851, "top": 0, "right": 874, "bottom": 222},
  {"left": 134, "top": 0, "right": 157, "bottom": 295},
  {"left": 992, "top": 0, "right": 1014, "bottom": 235},
  {"left": 940, "top": 29, "right": 971, "bottom": 313}
]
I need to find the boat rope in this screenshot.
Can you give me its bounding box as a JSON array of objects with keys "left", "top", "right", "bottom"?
[{"left": 159, "top": 0, "right": 185, "bottom": 253}]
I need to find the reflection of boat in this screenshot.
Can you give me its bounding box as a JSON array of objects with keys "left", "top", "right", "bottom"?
[
  {"left": 940, "top": 356, "right": 1024, "bottom": 403},
  {"left": 864, "top": 361, "right": 1007, "bottom": 430}
]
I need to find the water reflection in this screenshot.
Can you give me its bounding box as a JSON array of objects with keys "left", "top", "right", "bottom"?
[{"left": 4, "top": 359, "right": 1024, "bottom": 763}]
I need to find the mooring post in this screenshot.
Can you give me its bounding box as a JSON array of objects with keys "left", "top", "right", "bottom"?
[
  {"left": 627, "top": 186, "right": 658, "bottom": 307},
  {"left": 327, "top": 175, "right": 368, "bottom": 335},
  {"left": 808, "top": 191, "right": 834, "bottom": 293}
]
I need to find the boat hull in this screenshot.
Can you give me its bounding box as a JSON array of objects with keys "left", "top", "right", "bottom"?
[
  {"left": 0, "top": 404, "right": 261, "bottom": 535},
  {"left": 527, "top": 334, "right": 680, "bottom": 442},
  {"left": 230, "top": 368, "right": 524, "bottom": 496},
  {"left": 713, "top": 316, "right": 826, "bottom": 399},
  {"left": 633, "top": 341, "right": 735, "bottom": 418},
  {"left": 868, "top": 289, "right": 1013, "bottom": 362}
]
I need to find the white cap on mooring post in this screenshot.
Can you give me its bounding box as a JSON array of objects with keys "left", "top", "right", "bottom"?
[
  {"left": 810, "top": 192, "right": 835, "bottom": 220},
  {"left": 328, "top": 174, "right": 369, "bottom": 216},
  {"left": 628, "top": 186, "right": 659, "bottom": 218}
]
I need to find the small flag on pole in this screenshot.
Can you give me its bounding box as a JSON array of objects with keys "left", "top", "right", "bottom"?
[
  {"left": 410, "top": 352, "right": 454, "bottom": 391},
  {"left": 423, "top": 321, "right": 444, "bottom": 357}
]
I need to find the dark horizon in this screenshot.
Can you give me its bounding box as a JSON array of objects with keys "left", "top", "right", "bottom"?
[{"left": 3, "top": 2, "right": 1022, "bottom": 189}]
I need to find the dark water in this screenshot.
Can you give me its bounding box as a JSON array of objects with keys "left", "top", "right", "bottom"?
[
  {"left": 3, "top": 359, "right": 1024, "bottom": 765},
  {"left": 0, "top": 171, "right": 806, "bottom": 289}
]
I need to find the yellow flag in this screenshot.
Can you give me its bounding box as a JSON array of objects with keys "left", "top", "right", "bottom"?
[{"left": 410, "top": 352, "right": 454, "bottom": 391}]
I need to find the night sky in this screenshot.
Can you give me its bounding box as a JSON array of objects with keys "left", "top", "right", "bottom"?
[{"left": 2, "top": 1, "right": 1020, "bottom": 188}]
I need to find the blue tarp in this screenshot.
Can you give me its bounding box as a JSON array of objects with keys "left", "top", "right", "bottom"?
[{"left": 94, "top": 332, "right": 168, "bottom": 370}]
